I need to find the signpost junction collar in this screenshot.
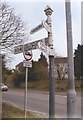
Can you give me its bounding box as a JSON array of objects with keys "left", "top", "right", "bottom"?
[{"left": 44, "top": 5, "right": 53, "bottom": 16}]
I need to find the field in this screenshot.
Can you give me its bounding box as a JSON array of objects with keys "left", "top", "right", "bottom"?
[
  {"left": 6, "top": 77, "right": 81, "bottom": 92},
  {"left": 27, "top": 79, "right": 81, "bottom": 92}
]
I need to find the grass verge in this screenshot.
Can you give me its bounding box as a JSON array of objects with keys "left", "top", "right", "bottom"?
[
  {"left": 2, "top": 102, "right": 61, "bottom": 119},
  {"left": 2, "top": 102, "right": 36, "bottom": 118}
]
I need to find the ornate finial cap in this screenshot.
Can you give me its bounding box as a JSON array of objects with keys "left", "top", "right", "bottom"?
[{"left": 44, "top": 5, "right": 53, "bottom": 16}]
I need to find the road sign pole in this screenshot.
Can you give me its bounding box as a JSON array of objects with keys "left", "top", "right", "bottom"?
[
  {"left": 0, "top": 54, "right": 2, "bottom": 119},
  {"left": 23, "top": 60, "right": 32, "bottom": 120},
  {"left": 65, "top": 0, "right": 77, "bottom": 118},
  {"left": 24, "top": 67, "right": 28, "bottom": 120},
  {"left": 23, "top": 49, "right": 32, "bottom": 120},
  {"left": 44, "top": 6, "right": 55, "bottom": 118}
]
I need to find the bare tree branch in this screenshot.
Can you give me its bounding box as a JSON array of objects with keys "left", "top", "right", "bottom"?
[
  {"left": 0, "top": 2, "right": 28, "bottom": 52},
  {"left": 56, "top": 63, "right": 68, "bottom": 80}
]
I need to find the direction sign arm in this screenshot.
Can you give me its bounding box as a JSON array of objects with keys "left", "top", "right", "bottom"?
[{"left": 30, "top": 22, "right": 43, "bottom": 34}]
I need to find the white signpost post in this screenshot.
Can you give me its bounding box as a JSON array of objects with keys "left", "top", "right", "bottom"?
[
  {"left": 30, "top": 6, "right": 55, "bottom": 118},
  {"left": 43, "top": 21, "right": 51, "bottom": 32}
]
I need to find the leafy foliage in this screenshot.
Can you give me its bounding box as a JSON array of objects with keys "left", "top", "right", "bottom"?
[
  {"left": 74, "top": 44, "right": 83, "bottom": 79},
  {"left": 29, "top": 53, "right": 48, "bottom": 81},
  {"left": 12, "top": 53, "right": 48, "bottom": 87},
  {"left": 12, "top": 70, "right": 25, "bottom": 87}
]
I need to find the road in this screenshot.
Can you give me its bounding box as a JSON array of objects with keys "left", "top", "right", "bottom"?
[{"left": 2, "top": 89, "right": 81, "bottom": 118}]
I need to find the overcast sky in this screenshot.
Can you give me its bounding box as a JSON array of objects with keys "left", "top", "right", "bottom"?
[{"left": 2, "top": 0, "right": 81, "bottom": 69}]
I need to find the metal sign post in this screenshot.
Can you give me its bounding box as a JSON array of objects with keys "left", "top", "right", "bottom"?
[
  {"left": 23, "top": 51, "right": 32, "bottom": 120},
  {"left": 25, "top": 67, "right": 28, "bottom": 120}
]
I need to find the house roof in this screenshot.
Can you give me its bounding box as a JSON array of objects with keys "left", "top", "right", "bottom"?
[
  {"left": 54, "top": 57, "right": 68, "bottom": 64},
  {"left": 16, "top": 57, "right": 68, "bottom": 68}
]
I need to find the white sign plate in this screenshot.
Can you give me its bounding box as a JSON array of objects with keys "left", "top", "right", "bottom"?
[
  {"left": 43, "top": 21, "right": 51, "bottom": 32},
  {"left": 14, "top": 38, "right": 48, "bottom": 54},
  {"left": 38, "top": 41, "right": 50, "bottom": 55},
  {"left": 23, "top": 60, "right": 32, "bottom": 68}
]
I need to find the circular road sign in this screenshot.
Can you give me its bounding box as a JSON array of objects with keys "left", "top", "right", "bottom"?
[{"left": 23, "top": 51, "right": 32, "bottom": 61}]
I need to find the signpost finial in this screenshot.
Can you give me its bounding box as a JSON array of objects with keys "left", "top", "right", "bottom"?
[{"left": 44, "top": 5, "right": 53, "bottom": 16}]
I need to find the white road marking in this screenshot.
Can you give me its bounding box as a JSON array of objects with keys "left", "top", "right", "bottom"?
[{"left": 3, "top": 100, "right": 46, "bottom": 115}]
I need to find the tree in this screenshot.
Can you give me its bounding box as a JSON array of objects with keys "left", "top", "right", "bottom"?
[
  {"left": 38, "top": 53, "right": 48, "bottom": 67},
  {"left": 1, "top": 54, "right": 12, "bottom": 83},
  {"left": 12, "top": 62, "right": 26, "bottom": 87},
  {"left": 74, "top": 44, "right": 83, "bottom": 80},
  {"left": 11, "top": 53, "right": 48, "bottom": 87},
  {"left": 0, "top": 2, "right": 27, "bottom": 51},
  {"left": 2, "top": 54, "right": 6, "bottom": 80},
  {"left": 56, "top": 63, "right": 68, "bottom": 80},
  {"left": 54, "top": 57, "right": 68, "bottom": 90},
  {"left": 55, "top": 62, "right": 67, "bottom": 90},
  {"left": 0, "top": 2, "right": 28, "bottom": 83},
  {"left": 54, "top": 57, "right": 68, "bottom": 80},
  {"left": 29, "top": 53, "right": 48, "bottom": 81},
  {"left": 0, "top": 1, "right": 29, "bottom": 88},
  {"left": 12, "top": 69, "right": 25, "bottom": 87}
]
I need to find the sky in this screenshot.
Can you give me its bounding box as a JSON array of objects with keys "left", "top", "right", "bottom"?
[{"left": 1, "top": 0, "right": 81, "bottom": 69}]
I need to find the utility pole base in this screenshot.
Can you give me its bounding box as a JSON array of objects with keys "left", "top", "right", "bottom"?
[{"left": 67, "top": 90, "right": 77, "bottom": 118}]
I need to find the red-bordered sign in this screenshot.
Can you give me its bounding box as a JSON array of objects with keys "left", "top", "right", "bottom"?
[{"left": 23, "top": 51, "right": 32, "bottom": 61}]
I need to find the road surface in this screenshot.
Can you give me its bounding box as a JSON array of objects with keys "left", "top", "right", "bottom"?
[{"left": 2, "top": 89, "right": 81, "bottom": 118}]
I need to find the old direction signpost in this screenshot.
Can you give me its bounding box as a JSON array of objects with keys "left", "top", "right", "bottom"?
[
  {"left": 30, "top": 5, "right": 55, "bottom": 118},
  {"left": 14, "top": 5, "right": 55, "bottom": 119}
]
